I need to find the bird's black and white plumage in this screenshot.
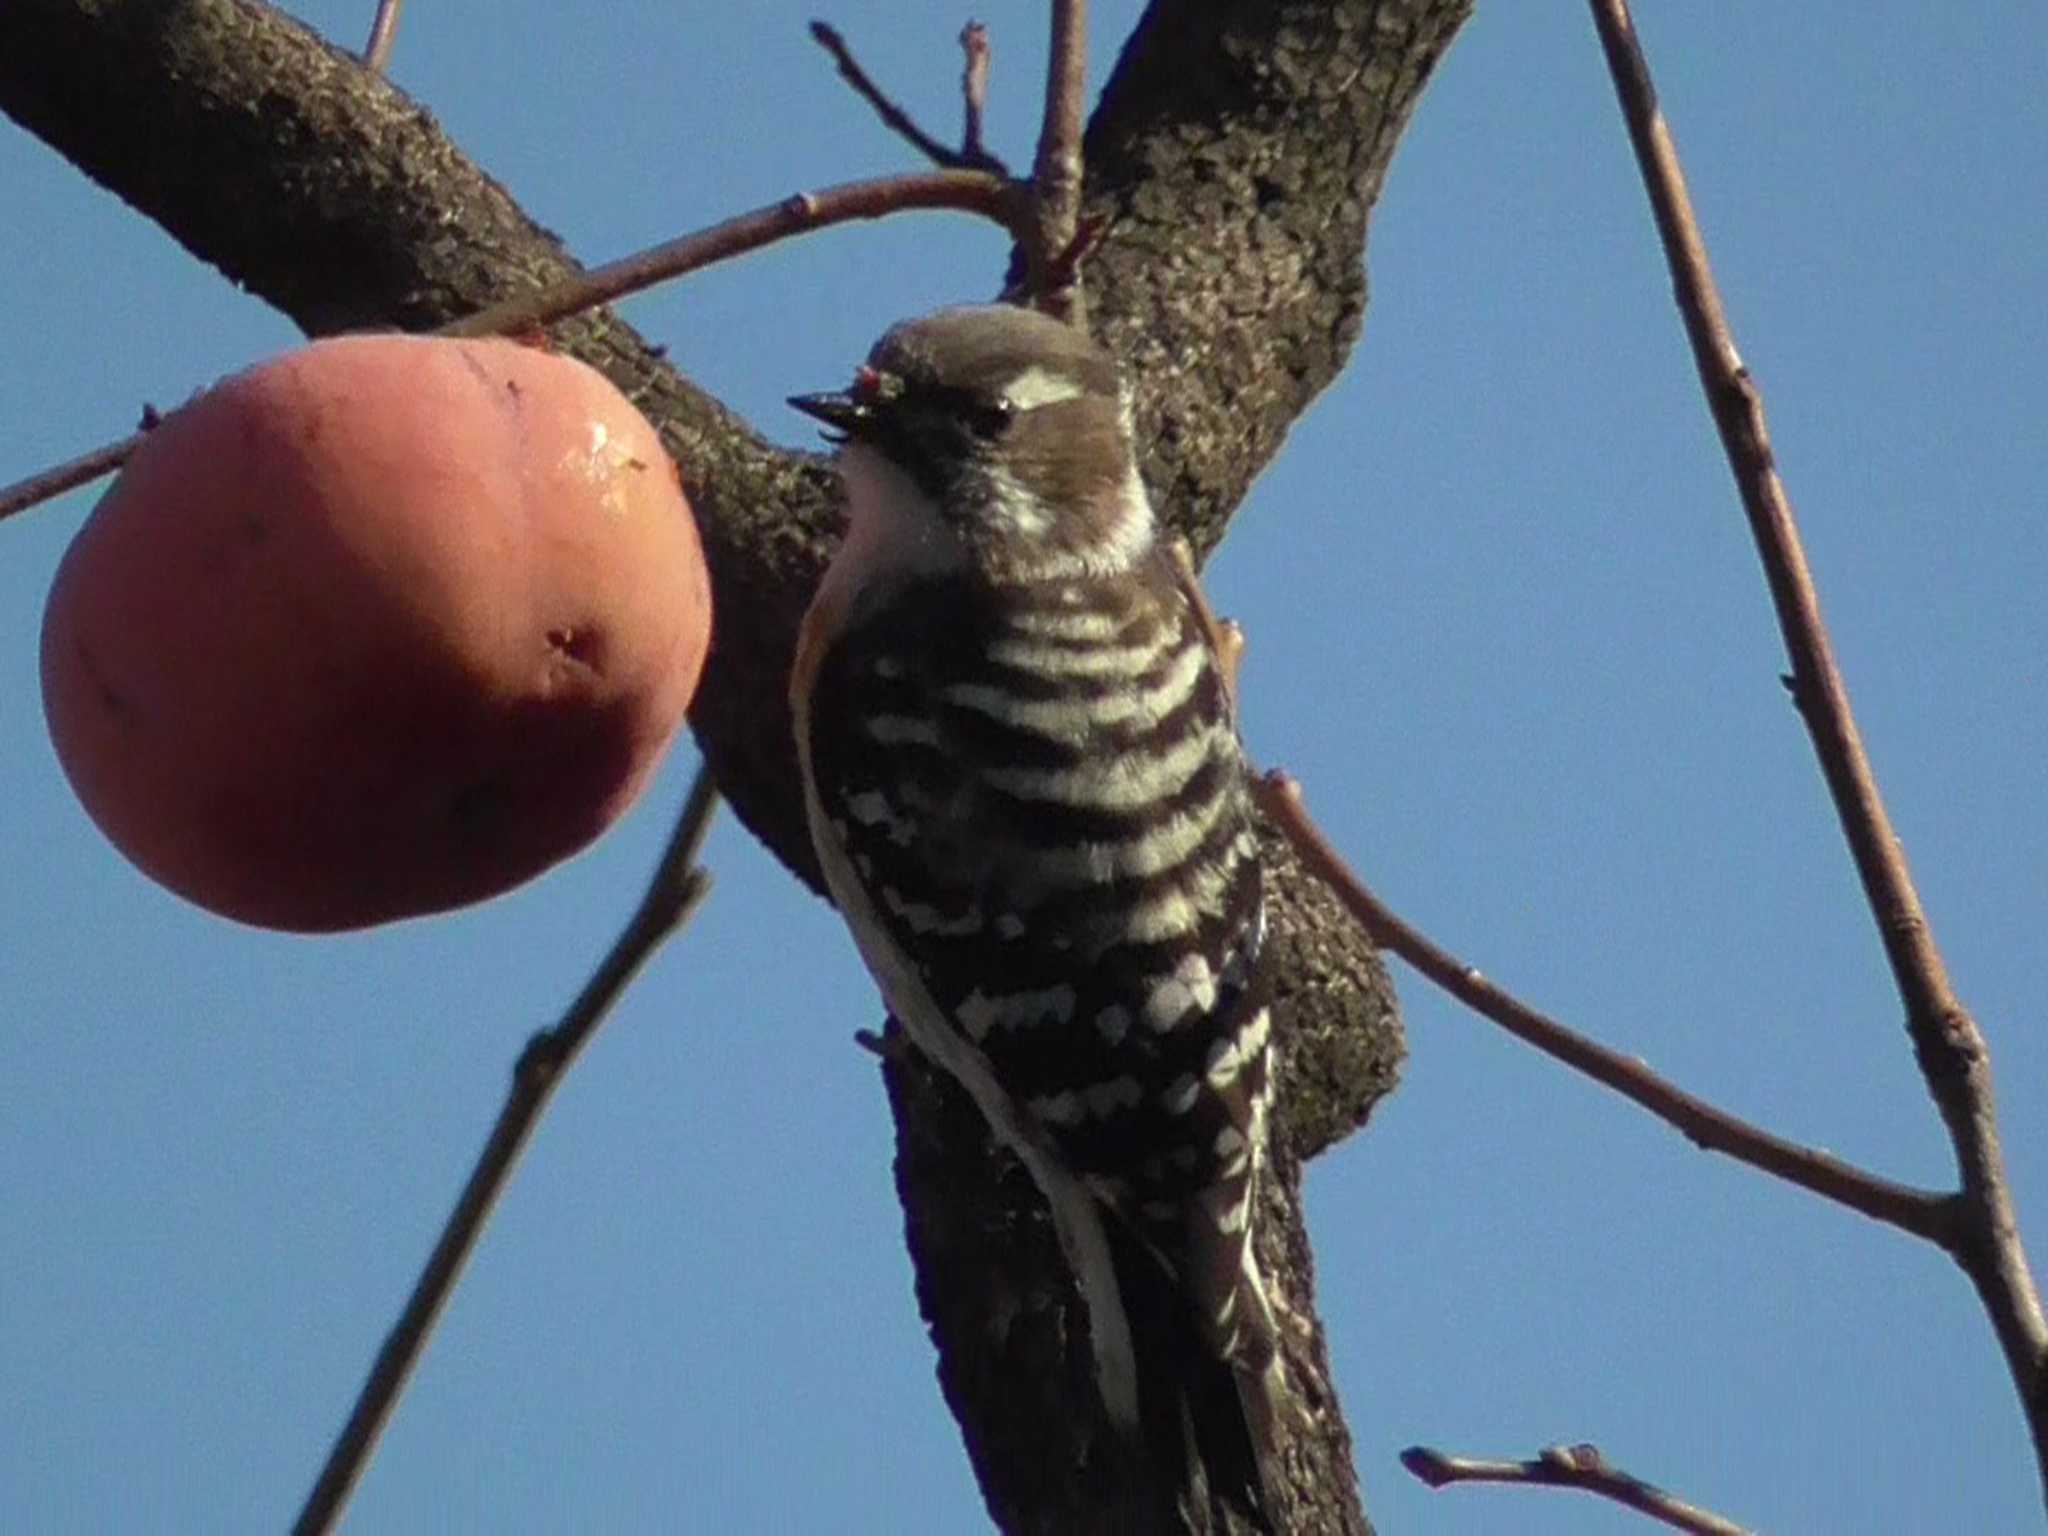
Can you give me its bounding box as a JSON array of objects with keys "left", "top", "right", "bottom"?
[{"left": 790, "top": 304, "right": 1286, "bottom": 1531}]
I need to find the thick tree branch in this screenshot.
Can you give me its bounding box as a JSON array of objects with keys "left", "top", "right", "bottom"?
[
  {"left": 1077, "top": 2, "right": 1469, "bottom": 560},
  {"left": 0, "top": 2, "right": 1473, "bottom": 1529},
  {"left": 1587, "top": 0, "right": 2048, "bottom": 1501}
]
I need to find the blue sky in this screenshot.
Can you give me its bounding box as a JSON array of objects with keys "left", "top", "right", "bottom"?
[{"left": 2, "top": 3, "right": 2043, "bottom": 1531}]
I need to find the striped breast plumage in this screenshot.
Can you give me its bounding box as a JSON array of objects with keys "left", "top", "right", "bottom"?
[{"left": 802, "top": 547, "right": 1273, "bottom": 1355}]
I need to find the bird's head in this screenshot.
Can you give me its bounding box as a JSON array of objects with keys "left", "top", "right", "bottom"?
[{"left": 791, "top": 304, "right": 1155, "bottom": 583}]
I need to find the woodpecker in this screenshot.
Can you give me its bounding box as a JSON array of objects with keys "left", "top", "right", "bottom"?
[{"left": 790, "top": 304, "right": 1286, "bottom": 1531}]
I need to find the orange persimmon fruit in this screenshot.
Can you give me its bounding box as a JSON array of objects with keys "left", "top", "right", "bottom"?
[{"left": 41, "top": 334, "right": 711, "bottom": 930}]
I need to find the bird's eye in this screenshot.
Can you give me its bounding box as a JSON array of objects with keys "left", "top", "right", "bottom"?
[{"left": 967, "top": 396, "right": 1015, "bottom": 440}]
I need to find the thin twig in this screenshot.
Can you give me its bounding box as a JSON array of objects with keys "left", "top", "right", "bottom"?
[
  {"left": 440, "top": 169, "right": 1021, "bottom": 339},
  {"left": 291, "top": 766, "right": 722, "bottom": 1536},
  {"left": 0, "top": 431, "right": 141, "bottom": 523},
  {"left": 1023, "top": 0, "right": 1088, "bottom": 319},
  {"left": 960, "top": 22, "right": 993, "bottom": 169},
  {"left": 808, "top": 21, "right": 1004, "bottom": 174},
  {"left": 1256, "top": 772, "right": 1956, "bottom": 1244},
  {"left": 1040, "top": 214, "right": 1110, "bottom": 301},
  {"left": 0, "top": 168, "right": 1019, "bottom": 523},
  {"left": 1402, "top": 1443, "right": 1750, "bottom": 1536},
  {"left": 1586, "top": 0, "right": 2048, "bottom": 1493},
  {"left": 360, "top": 0, "right": 402, "bottom": 72}
]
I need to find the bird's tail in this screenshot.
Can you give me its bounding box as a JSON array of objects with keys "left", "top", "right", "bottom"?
[{"left": 1115, "top": 1225, "right": 1284, "bottom": 1535}]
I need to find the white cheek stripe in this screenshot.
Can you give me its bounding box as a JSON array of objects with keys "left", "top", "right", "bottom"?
[{"left": 1001, "top": 365, "right": 1087, "bottom": 412}]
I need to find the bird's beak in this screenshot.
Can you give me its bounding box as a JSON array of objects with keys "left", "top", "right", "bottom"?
[{"left": 788, "top": 391, "right": 868, "bottom": 443}]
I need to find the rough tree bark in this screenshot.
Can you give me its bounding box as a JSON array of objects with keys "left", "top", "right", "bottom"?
[{"left": 0, "top": 2, "right": 1470, "bottom": 1530}]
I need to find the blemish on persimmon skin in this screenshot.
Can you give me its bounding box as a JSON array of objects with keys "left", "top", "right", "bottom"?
[
  {"left": 547, "top": 626, "right": 599, "bottom": 666},
  {"left": 454, "top": 345, "right": 496, "bottom": 391},
  {"left": 73, "top": 636, "right": 133, "bottom": 722}
]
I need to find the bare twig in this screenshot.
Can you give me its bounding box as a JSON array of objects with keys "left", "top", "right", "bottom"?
[
  {"left": 440, "top": 168, "right": 1021, "bottom": 338},
  {"left": 1023, "top": 0, "right": 1088, "bottom": 319},
  {"left": 360, "top": 0, "right": 402, "bottom": 72},
  {"left": 291, "top": 766, "right": 722, "bottom": 1536},
  {"left": 808, "top": 21, "right": 1005, "bottom": 174},
  {"left": 1165, "top": 537, "right": 1244, "bottom": 711},
  {"left": 1256, "top": 771, "right": 1955, "bottom": 1244},
  {"left": 0, "top": 168, "right": 1019, "bottom": 523},
  {"left": 1587, "top": 0, "right": 2048, "bottom": 1495},
  {"left": 959, "top": 22, "right": 992, "bottom": 169},
  {"left": 1402, "top": 1443, "right": 1750, "bottom": 1536},
  {"left": 1041, "top": 213, "right": 1109, "bottom": 302},
  {"left": 0, "top": 430, "right": 141, "bottom": 524}
]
